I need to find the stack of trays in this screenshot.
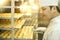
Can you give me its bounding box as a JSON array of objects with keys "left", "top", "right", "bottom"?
[
  {"left": 0, "top": 26, "right": 33, "bottom": 39},
  {"left": 0, "top": 13, "right": 23, "bottom": 19},
  {"left": 0, "top": 19, "right": 25, "bottom": 28}
]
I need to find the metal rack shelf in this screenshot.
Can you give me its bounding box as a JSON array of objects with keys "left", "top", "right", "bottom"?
[
  {"left": 0, "top": 13, "right": 24, "bottom": 19},
  {"left": 0, "top": 0, "right": 38, "bottom": 40},
  {"left": 0, "top": 28, "right": 12, "bottom": 30},
  {"left": 24, "top": 19, "right": 37, "bottom": 26},
  {"left": 0, "top": 26, "right": 34, "bottom": 40},
  {"left": 0, "top": 19, "right": 26, "bottom": 30},
  {"left": 0, "top": 38, "right": 33, "bottom": 40}
]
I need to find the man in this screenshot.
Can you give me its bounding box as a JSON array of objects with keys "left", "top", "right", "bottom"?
[
  {"left": 38, "top": 6, "right": 53, "bottom": 27},
  {"left": 42, "top": 4, "right": 60, "bottom": 40},
  {"left": 38, "top": 6, "right": 53, "bottom": 40}
]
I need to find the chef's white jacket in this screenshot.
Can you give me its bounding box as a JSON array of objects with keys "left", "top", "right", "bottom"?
[{"left": 42, "top": 15, "right": 60, "bottom": 40}]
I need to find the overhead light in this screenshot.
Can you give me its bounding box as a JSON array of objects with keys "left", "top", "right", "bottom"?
[
  {"left": 25, "top": 12, "right": 32, "bottom": 16},
  {"left": 15, "top": 0, "right": 19, "bottom": 1},
  {"left": 29, "top": 0, "right": 34, "bottom": 4},
  {"left": 20, "top": 3, "right": 32, "bottom": 13},
  {"left": 20, "top": 5, "right": 32, "bottom": 16},
  {"left": 0, "top": 0, "right": 5, "bottom": 4},
  {"left": 0, "top": 0, "right": 8, "bottom": 6},
  {"left": 32, "top": 5, "right": 38, "bottom": 10}
]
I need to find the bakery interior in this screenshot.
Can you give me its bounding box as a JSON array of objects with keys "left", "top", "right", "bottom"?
[{"left": 0, "top": 0, "right": 59, "bottom": 40}]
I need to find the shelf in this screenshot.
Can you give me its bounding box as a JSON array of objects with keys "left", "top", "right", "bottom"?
[
  {"left": 0, "top": 26, "right": 33, "bottom": 39},
  {"left": 0, "top": 28, "right": 19, "bottom": 30},
  {"left": 33, "top": 27, "right": 46, "bottom": 33},
  {"left": 35, "top": 27, "right": 46, "bottom": 32},
  {"left": 24, "top": 19, "right": 37, "bottom": 26},
  {"left": 0, "top": 13, "right": 24, "bottom": 19},
  {"left": 0, "top": 38, "right": 33, "bottom": 40},
  {"left": 0, "top": 19, "right": 26, "bottom": 30},
  {"left": 0, "top": 28, "right": 11, "bottom": 30}
]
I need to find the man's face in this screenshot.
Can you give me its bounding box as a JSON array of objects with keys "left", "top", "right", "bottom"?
[
  {"left": 38, "top": 6, "right": 52, "bottom": 27},
  {"left": 39, "top": 6, "right": 52, "bottom": 20},
  {"left": 39, "top": 6, "right": 59, "bottom": 27}
]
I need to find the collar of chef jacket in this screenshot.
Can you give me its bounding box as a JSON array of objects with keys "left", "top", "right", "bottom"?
[{"left": 48, "top": 15, "right": 60, "bottom": 30}]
